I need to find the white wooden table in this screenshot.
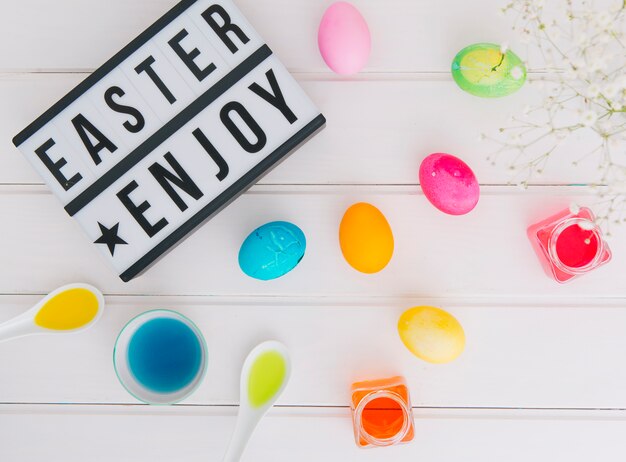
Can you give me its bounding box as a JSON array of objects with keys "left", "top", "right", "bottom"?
[{"left": 2, "top": 1, "right": 626, "bottom": 460}]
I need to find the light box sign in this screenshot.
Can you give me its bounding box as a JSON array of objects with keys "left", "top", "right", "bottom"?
[{"left": 13, "top": 0, "right": 325, "bottom": 282}]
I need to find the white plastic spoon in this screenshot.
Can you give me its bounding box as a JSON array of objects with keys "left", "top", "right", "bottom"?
[
  {"left": 223, "top": 340, "right": 291, "bottom": 462},
  {"left": 0, "top": 283, "right": 104, "bottom": 343}
]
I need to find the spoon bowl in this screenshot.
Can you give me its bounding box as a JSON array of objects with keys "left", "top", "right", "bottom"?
[
  {"left": 0, "top": 283, "right": 104, "bottom": 343},
  {"left": 223, "top": 340, "right": 291, "bottom": 462}
]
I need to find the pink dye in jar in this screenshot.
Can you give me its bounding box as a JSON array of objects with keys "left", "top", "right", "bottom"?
[{"left": 527, "top": 207, "right": 611, "bottom": 283}]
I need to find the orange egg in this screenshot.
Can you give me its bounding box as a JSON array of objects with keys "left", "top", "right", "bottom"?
[{"left": 339, "top": 202, "right": 394, "bottom": 273}]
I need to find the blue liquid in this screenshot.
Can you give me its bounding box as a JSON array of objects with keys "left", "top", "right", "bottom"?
[{"left": 127, "top": 317, "right": 203, "bottom": 394}]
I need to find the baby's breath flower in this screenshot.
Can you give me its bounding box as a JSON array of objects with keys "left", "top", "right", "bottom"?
[
  {"left": 510, "top": 66, "right": 524, "bottom": 80},
  {"left": 491, "top": 0, "right": 626, "bottom": 230},
  {"left": 554, "top": 130, "right": 568, "bottom": 140},
  {"left": 563, "top": 69, "right": 577, "bottom": 80},
  {"left": 519, "top": 29, "right": 533, "bottom": 44},
  {"left": 580, "top": 110, "right": 599, "bottom": 127},
  {"left": 508, "top": 132, "right": 523, "bottom": 144},
  {"left": 603, "top": 83, "right": 620, "bottom": 99},
  {"left": 578, "top": 220, "right": 596, "bottom": 231},
  {"left": 569, "top": 202, "right": 581, "bottom": 215},
  {"left": 589, "top": 56, "right": 608, "bottom": 73},
  {"left": 576, "top": 33, "right": 590, "bottom": 47},
  {"left": 587, "top": 84, "right": 601, "bottom": 98},
  {"left": 594, "top": 11, "right": 613, "bottom": 30},
  {"left": 549, "top": 26, "right": 562, "bottom": 40}
]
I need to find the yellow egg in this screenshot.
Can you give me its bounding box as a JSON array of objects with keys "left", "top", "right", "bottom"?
[
  {"left": 339, "top": 202, "right": 394, "bottom": 273},
  {"left": 397, "top": 306, "right": 465, "bottom": 364}
]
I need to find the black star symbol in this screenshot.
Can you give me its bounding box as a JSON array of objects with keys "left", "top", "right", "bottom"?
[{"left": 94, "top": 222, "right": 128, "bottom": 256}]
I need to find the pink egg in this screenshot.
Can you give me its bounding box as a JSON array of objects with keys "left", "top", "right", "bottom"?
[
  {"left": 318, "top": 2, "right": 371, "bottom": 75},
  {"left": 419, "top": 153, "right": 480, "bottom": 215}
]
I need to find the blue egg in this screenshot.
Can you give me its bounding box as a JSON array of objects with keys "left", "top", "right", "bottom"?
[{"left": 238, "top": 221, "right": 306, "bottom": 280}]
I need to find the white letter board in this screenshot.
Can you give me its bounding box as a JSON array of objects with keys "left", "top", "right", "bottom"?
[{"left": 12, "top": 0, "right": 325, "bottom": 282}]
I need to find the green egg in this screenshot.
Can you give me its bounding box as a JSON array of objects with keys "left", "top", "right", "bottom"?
[{"left": 451, "top": 43, "right": 526, "bottom": 98}]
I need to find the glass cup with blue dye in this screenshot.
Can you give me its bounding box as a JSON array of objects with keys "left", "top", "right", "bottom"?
[{"left": 113, "top": 310, "right": 207, "bottom": 404}]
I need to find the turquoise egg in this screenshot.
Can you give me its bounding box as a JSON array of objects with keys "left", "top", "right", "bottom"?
[{"left": 238, "top": 221, "right": 306, "bottom": 280}]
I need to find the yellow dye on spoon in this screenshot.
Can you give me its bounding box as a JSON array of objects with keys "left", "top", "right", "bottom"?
[
  {"left": 247, "top": 351, "right": 287, "bottom": 408},
  {"left": 34, "top": 288, "right": 99, "bottom": 331}
]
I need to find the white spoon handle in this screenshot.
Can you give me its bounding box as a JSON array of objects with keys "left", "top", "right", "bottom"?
[
  {"left": 0, "top": 318, "right": 36, "bottom": 343},
  {"left": 223, "top": 411, "right": 260, "bottom": 462}
]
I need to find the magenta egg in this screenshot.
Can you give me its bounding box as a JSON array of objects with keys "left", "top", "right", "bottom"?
[
  {"left": 419, "top": 153, "right": 480, "bottom": 215},
  {"left": 318, "top": 2, "right": 371, "bottom": 75}
]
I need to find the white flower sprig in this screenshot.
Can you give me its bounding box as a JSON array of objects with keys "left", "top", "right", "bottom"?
[{"left": 484, "top": 0, "right": 626, "bottom": 235}]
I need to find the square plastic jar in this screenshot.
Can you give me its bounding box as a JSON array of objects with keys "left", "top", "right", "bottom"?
[{"left": 350, "top": 376, "right": 415, "bottom": 448}]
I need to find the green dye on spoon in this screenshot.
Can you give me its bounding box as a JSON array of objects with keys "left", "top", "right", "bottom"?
[{"left": 247, "top": 351, "right": 287, "bottom": 408}]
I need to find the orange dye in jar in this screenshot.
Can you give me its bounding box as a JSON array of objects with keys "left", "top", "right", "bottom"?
[{"left": 351, "top": 376, "right": 414, "bottom": 448}]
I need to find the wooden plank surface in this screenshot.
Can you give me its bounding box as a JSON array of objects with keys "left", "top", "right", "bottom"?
[
  {"left": 0, "top": 75, "right": 602, "bottom": 186},
  {"left": 1, "top": 0, "right": 624, "bottom": 460},
  {"left": 2, "top": 405, "right": 625, "bottom": 462},
  {"left": 0, "top": 0, "right": 527, "bottom": 73},
  {"left": 0, "top": 185, "right": 621, "bottom": 297},
  {"left": 1, "top": 296, "right": 626, "bottom": 408}
]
